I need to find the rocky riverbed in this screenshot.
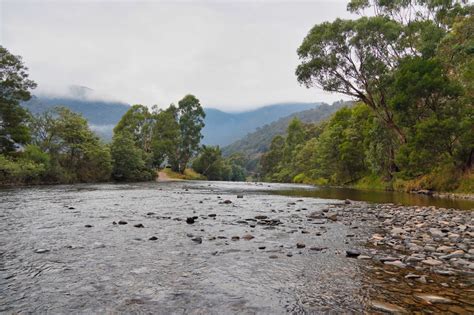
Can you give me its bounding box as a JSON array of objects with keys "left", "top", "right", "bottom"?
[{"left": 0, "top": 181, "right": 472, "bottom": 314}]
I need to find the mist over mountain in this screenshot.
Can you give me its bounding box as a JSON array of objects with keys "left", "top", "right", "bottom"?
[
  {"left": 202, "top": 102, "right": 323, "bottom": 146},
  {"left": 222, "top": 101, "right": 350, "bottom": 171},
  {"left": 22, "top": 87, "right": 330, "bottom": 146}
]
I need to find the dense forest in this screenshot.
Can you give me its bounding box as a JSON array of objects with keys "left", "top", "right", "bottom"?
[
  {"left": 0, "top": 45, "right": 246, "bottom": 185},
  {"left": 260, "top": 0, "right": 473, "bottom": 193}
]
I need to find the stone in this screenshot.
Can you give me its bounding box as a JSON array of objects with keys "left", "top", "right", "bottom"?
[
  {"left": 296, "top": 243, "right": 306, "bottom": 249},
  {"left": 186, "top": 217, "right": 195, "bottom": 224},
  {"left": 357, "top": 255, "right": 371, "bottom": 260},
  {"left": 258, "top": 246, "right": 266, "bottom": 250},
  {"left": 370, "top": 301, "right": 406, "bottom": 314},
  {"left": 93, "top": 242, "right": 105, "bottom": 249},
  {"left": 344, "top": 199, "right": 351, "bottom": 204},
  {"left": 436, "top": 245, "right": 453, "bottom": 253},
  {"left": 414, "top": 294, "right": 452, "bottom": 304},
  {"left": 242, "top": 234, "right": 254, "bottom": 241},
  {"left": 149, "top": 236, "right": 158, "bottom": 241},
  {"left": 134, "top": 223, "right": 144, "bottom": 228},
  {"left": 84, "top": 224, "right": 93, "bottom": 228},
  {"left": 429, "top": 228, "right": 444, "bottom": 238},
  {"left": 380, "top": 256, "right": 399, "bottom": 263},
  {"left": 269, "top": 255, "right": 278, "bottom": 259},
  {"left": 326, "top": 213, "right": 338, "bottom": 221},
  {"left": 191, "top": 237, "right": 202, "bottom": 244},
  {"left": 118, "top": 220, "right": 128, "bottom": 225},
  {"left": 35, "top": 249, "right": 49, "bottom": 254},
  {"left": 422, "top": 258, "right": 443, "bottom": 266},
  {"left": 231, "top": 236, "right": 240, "bottom": 241},
  {"left": 146, "top": 212, "right": 155, "bottom": 215},
  {"left": 310, "top": 246, "right": 327, "bottom": 251},
  {"left": 237, "top": 195, "right": 244, "bottom": 198},
  {"left": 222, "top": 200, "right": 232, "bottom": 204},
  {"left": 390, "top": 227, "right": 406, "bottom": 237},
  {"left": 404, "top": 273, "right": 421, "bottom": 279},
  {"left": 254, "top": 215, "right": 268, "bottom": 220},
  {"left": 384, "top": 260, "right": 406, "bottom": 268},
  {"left": 440, "top": 249, "right": 465, "bottom": 260},
  {"left": 346, "top": 249, "right": 361, "bottom": 258},
  {"left": 208, "top": 214, "right": 216, "bottom": 217}
]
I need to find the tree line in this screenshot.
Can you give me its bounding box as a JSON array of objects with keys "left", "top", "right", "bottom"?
[
  {"left": 261, "top": 0, "right": 473, "bottom": 192},
  {"left": 0, "top": 45, "right": 245, "bottom": 185}
]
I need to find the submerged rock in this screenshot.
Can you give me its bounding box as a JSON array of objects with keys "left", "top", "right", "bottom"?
[
  {"left": 191, "top": 237, "right": 202, "bottom": 244},
  {"left": 414, "top": 294, "right": 453, "bottom": 304},
  {"left": 370, "top": 301, "right": 406, "bottom": 314},
  {"left": 346, "top": 249, "right": 361, "bottom": 258}
]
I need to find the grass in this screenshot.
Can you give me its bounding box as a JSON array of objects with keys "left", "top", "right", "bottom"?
[{"left": 161, "top": 167, "right": 205, "bottom": 180}]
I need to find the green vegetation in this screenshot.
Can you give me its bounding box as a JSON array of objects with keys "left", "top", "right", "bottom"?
[
  {"left": 0, "top": 45, "right": 211, "bottom": 185},
  {"left": 110, "top": 95, "right": 206, "bottom": 181},
  {"left": 222, "top": 101, "right": 347, "bottom": 177},
  {"left": 192, "top": 146, "right": 247, "bottom": 181},
  {"left": 261, "top": 0, "right": 473, "bottom": 193},
  {"left": 160, "top": 167, "right": 205, "bottom": 180}
]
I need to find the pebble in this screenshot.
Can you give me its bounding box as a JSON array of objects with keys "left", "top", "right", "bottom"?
[
  {"left": 414, "top": 294, "right": 452, "bottom": 304},
  {"left": 422, "top": 258, "right": 443, "bottom": 266},
  {"left": 296, "top": 243, "right": 305, "bottom": 249},
  {"left": 134, "top": 223, "right": 144, "bottom": 228},
  {"left": 191, "top": 237, "right": 202, "bottom": 244},
  {"left": 34, "top": 249, "right": 49, "bottom": 254},
  {"left": 118, "top": 220, "right": 127, "bottom": 225},
  {"left": 346, "top": 249, "right": 361, "bottom": 258},
  {"left": 186, "top": 217, "right": 195, "bottom": 224},
  {"left": 149, "top": 236, "right": 158, "bottom": 241}
]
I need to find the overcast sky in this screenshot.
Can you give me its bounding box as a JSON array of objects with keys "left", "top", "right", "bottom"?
[{"left": 1, "top": 0, "right": 352, "bottom": 111}]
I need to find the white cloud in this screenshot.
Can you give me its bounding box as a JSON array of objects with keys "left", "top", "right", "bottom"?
[{"left": 1, "top": 0, "right": 353, "bottom": 111}]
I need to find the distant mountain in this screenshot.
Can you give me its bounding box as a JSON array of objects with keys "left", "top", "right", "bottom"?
[
  {"left": 23, "top": 91, "right": 325, "bottom": 145},
  {"left": 222, "top": 101, "right": 350, "bottom": 168},
  {"left": 202, "top": 102, "right": 323, "bottom": 145},
  {"left": 22, "top": 88, "right": 131, "bottom": 140}
]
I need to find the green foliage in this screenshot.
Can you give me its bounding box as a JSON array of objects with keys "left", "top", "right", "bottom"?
[
  {"left": 278, "top": 0, "right": 474, "bottom": 192},
  {"left": 110, "top": 94, "right": 206, "bottom": 181},
  {"left": 192, "top": 146, "right": 247, "bottom": 181},
  {"left": 110, "top": 132, "right": 154, "bottom": 181},
  {"left": 0, "top": 45, "right": 37, "bottom": 154}
]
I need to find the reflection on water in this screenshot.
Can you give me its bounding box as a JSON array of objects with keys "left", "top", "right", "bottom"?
[{"left": 271, "top": 186, "right": 474, "bottom": 210}]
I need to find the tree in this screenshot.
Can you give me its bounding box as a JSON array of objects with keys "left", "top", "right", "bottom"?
[
  {"left": 151, "top": 105, "right": 180, "bottom": 168},
  {"left": 29, "top": 107, "right": 112, "bottom": 182},
  {"left": 296, "top": 1, "right": 471, "bottom": 145},
  {"left": 173, "top": 95, "right": 205, "bottom": 173},
  {"left": 110, "top": 132, "right": 154, "bottom": 181},
  {"left": 0, "top": 45, "right": 37, "bottom": 153},
  {"left": 113, "top": 104, "right": 154, "bottom": 153},
  {"left": 192, "top": 145, "right": 226, "bottom": 180}
]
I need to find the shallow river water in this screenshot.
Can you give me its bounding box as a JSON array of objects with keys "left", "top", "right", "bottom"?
[{"left": 0, "top": 181, "right": 472, "bottom": 314}]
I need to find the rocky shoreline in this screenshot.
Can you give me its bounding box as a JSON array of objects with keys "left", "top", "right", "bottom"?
[
  {"left": 314, "top": 200, "right": 473, "bottom": 275},
  {"left": 311, "top": 200, "right": 474, "bottom": 312}
]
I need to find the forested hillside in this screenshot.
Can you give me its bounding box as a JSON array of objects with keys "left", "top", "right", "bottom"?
[
  {"left": 260, "top": 0, "right": 473, "bottom": 193},
  {"left": 202, "top": 102, "right": 322, "bottom": 145},
  {"left": 223, "top": 101, "right": 347, "bottom": 157}
]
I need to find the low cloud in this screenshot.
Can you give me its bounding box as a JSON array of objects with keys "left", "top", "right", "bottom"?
[{"left": 2, "top": 0, "right": 352, "bottom": 111}]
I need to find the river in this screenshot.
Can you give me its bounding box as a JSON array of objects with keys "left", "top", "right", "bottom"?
[{"left": 0, "top": 181, "right": 472, "bottom": 313}]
